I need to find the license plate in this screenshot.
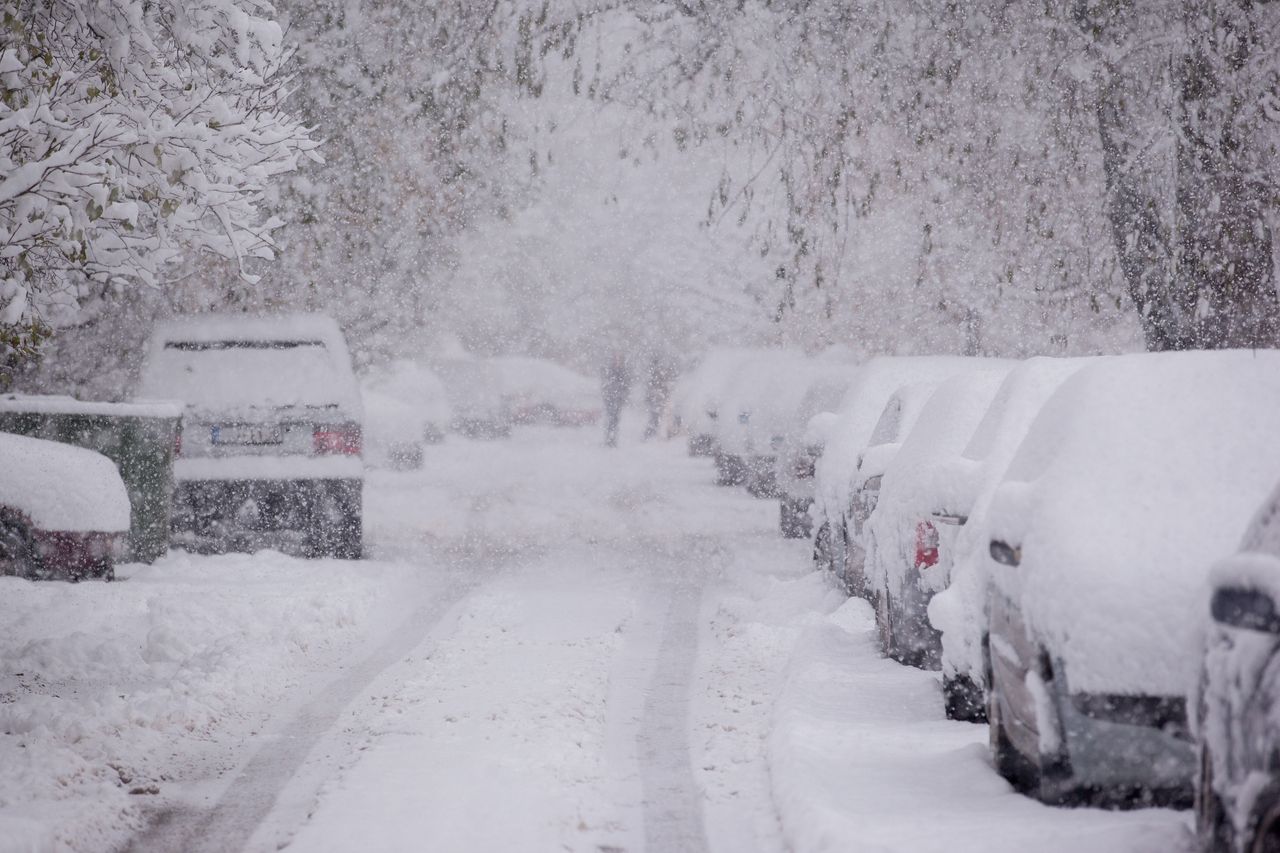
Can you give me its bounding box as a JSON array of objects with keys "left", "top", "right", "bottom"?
[{"left": 212, "top": 423, "right": 283, "bottom": 446}]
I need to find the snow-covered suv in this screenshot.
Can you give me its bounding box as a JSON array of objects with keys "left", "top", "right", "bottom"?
[{"left": 139, "top": 314, "right": 364, "bottom": 558}]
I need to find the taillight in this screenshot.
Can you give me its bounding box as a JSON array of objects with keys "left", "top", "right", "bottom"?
[
  {"left": 915, "top": 520, "right": 939, "bottom": 568},
  {"left": 314, "top": 424, "right": 362, "bottom": 456},
  {"left": 174, "top": 427, "right": 183, "bottom": 458}
]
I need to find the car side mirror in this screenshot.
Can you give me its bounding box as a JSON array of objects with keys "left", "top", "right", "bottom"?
[
  {"left": 1211, "top": 586, "right": 1280, "bottom": 634},
  {"left": 989, "top": 540, "right": 1021, "bottom": 567}
]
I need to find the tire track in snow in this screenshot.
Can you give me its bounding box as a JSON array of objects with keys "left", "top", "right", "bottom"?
[
  {"left": 125, "top": 543, "right": 532, "bottom": 853},
  {"left": 636, "top": 577, "right": 709, "bottom": 853}
]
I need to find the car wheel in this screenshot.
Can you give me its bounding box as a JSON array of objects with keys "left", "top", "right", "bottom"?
[
  {"left": 1250, "top": 785, "right": 1280, "bottom": 853},
  {"left": 1199, "top": 743, "right": 1234, "bottom": 853},
  {"left": 309, "top": 482, "right": 363, "bottom": 560},
  {"left": 813, "top": 521, "right": 833, "bottom": 572},
  {"left": 780, "top": 499, "right": 811, "bottom": 539},
  {"left": 942, "top": 672, "right": 988, "bottom": 723},
  {"left": 985, "top": 638, "right": 1038, "bottom": 794},
  {"left": 876, "top": 590, "right": 896, "bottom": 659},
  {"left": 0, "top": 515, "right": 39, "bottom": 579}
]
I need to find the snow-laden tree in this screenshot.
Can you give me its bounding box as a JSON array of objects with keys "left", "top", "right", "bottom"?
[
  {"left": 0, "top": 0, "right": 317, "bottom": 372},
  {"left": 570, "top": 1, "right": 1140, "bottom": 356}
]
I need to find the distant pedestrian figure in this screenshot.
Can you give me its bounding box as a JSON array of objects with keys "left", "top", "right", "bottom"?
[
  {"left": 601, "top": 351, "right": 632, "bottom": 447},
  {"left": 643, "top": 354, "right": 676, "bottom": 440}
]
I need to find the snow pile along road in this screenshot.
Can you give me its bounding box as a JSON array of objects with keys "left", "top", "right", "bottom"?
[
  {"left": 767, "top": 597, "right": 1193, "bottom": 852},
  {"left": 0, "top": 552, "right": 423, "bottom": 853}
]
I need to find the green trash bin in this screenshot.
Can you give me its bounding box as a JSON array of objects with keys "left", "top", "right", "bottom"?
[{"left": 0, "top": 395, "right": 183, "bottom": 563}]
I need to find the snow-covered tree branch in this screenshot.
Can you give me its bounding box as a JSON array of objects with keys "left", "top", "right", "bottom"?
[{"left": 0, "top": 0, "right": 318, "bottom": 360}]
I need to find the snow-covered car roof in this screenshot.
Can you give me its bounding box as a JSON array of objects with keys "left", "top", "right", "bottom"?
[
  {"left": 0, "top": 432, "right": 130, "bottom": 533},
  {"left": 673, "top": 347, "right": 777, "bottom": 434},
  {"left": 362, "top": 360, "right": 452, "bottom": 423},
  {"left": 714, "top": 352, "right": 831, "bottom": 454},
  {"left": 813, "top": 356, "right": 1009, "bottom": 523},
  {"left": 490, "top": 356, "right": 598, "bottom": 410},
  {"left": 0, "top": 394, "right": 183, "bottom": 419},
  {"left": 856, "top": 380, "right": 942, "bottom": 482},
  {"left": 868, "top": 367, "right": 1013, "bottom": 596},
  {"left": 138, "top": 313, "right": 360, "bottom": 415},
  {"left": 986, "top": 349, "right": 1280, "bottom": 697}
]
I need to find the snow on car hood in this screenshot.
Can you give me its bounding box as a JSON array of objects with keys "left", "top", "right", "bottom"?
[
  {"left": 0, "top": 433, "right": 130, "bottom": 532},
  {"left": 986, "top": 350, "right": 1280, "bottom": 697}
]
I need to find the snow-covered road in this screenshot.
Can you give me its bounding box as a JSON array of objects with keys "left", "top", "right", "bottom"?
[{"left": 2, "top": 422, "right": 1193, "bottom": 852}]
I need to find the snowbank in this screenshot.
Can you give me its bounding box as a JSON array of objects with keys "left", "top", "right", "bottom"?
[
  {"left": 768, "top": 597, "right": 1192, "bottom": 852},
  {"left": 0, "top": 550, "right": 423, "bottom": 853},
  {"left": 0, "top": 433, "right": 130, "bottom": 532}
]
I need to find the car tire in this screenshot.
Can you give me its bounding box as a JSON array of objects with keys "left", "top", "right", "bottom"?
[
  {"left": 1198, "top": 743, "right": 1234, "bottom": 853},
  {"left": 0, "top": 514, "right": 39, "bottom": 579},
  {"left": 813, "top": 521, "right": 833, "bottom": 572},
  {"left": 942, "top": 672, "right": 988, "bottom": 723},
  {"left": 986, "top": 656, "right": 1035, "bottom": 793},
  {"left": 780, "top": 499, "right": 811, "bottom": 539},
  {"left": 309, "top": 481, "right": 363, "bottom": 560},
  {"left": 876, "top": 590, "right": 897, "bottom": 659}
]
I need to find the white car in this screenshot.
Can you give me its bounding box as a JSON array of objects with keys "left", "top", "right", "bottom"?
[
  {"left": 926, "top": 357, "right": 1093, "bottom": 721},
  {"left": 434, "top": 357, "right": 512, "bottom": 439},
  {"left": 673, "top": 347, "right": 768, "bottom": 457},
  {"left": 774, "top": 371, "right": 858, "bottom": 538},
  {"left": 983, "top": 349, "right": 1280, "bottom": 807},
  {"left": 0, "top": 432, "right": 130, "bottom": 580},
  {"left": 138, "top": 313, "right": 364, "bottom": 558},
  {"left": 841, "top": 380, "right": 941, "bottom": 598},
  {"left": 491, "top": 356, "right": 601, "bottom": 427},
  {"left": 713, "top": 352, "right": 835, "bottom": 497},
  {"left": 811, "top": 356, "right": 993, "bottom": 587},
  {"left": 866, "top": 366, "right": 1012, "bottom": 669},
  {"left": 362, "top": 360, "right": 452, "bottom": 470}
]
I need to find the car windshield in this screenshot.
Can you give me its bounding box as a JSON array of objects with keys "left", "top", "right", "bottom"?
[{"left": 141, "top": 339, "right": 343, "bottom": 411}]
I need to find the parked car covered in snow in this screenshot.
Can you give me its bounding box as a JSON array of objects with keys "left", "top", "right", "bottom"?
[
  {"left": 491, "top": 356, "right": 601, "bottom": 427},
  {"left": 673, "top": 347, "right": 768, "bottom": 457},
  {"left": 841, "top": 380, "right": 941, "bottom": 598},
  {"left": 811, "top": 356, "right": 990, "bottom": 591},
  {"left": 138, "top": 314, "right": 364, "bottom": 559},
  {"left": 434, "top": 357, "right": 512, "bottom": 439},
  {"left": 709, "top": 349, "right": 808, "bottom": 490},
  {"left": 0, "top": 432, "right": 130, "bottom": 580},
  {"left": 866, "top": 367, "right": 1011, "bottom": 669},
  {"left": 924, "top": 357, "right": 1093, "bottom": 721},
  {"left": 775, "top": 372, "right": 858, "bottom": 538},
  {"left": 1196, "top": 480, "right": 1280, "bottom": 853},
  {"left": 361, "top": 359, "right": 452, "bottom": 470},
  {"left": 983, "top": 350, "right": 1280, "bottom": 807}
]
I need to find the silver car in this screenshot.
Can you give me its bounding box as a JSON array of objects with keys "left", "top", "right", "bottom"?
[{"left": 138, "top": 314, "right": 364, "bottom": 558}]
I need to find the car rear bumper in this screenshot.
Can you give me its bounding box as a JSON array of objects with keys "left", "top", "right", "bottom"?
[
  {"left": 171, "top": 477, "right": 361, "bottom": 555},
  {"left": 175, "top": 455, "right": 363, "bottom": 482}
]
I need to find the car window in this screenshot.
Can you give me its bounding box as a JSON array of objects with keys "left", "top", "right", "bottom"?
[
  {"left": 143, "top": 339, "right": 344, "bottom": 410},
  {"left": 868, "top": 396, "right": 903, "bottom": 447},
  {"left": 1242, "top": 489, "right": 1280, "bottom": 556}
]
